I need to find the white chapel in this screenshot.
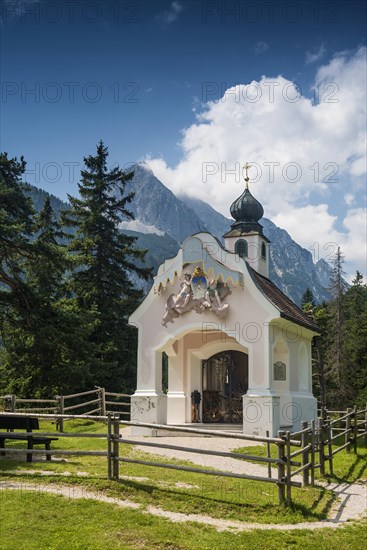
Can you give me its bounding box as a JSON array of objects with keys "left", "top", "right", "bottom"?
[{"left": 129, "top": 166, "right": 320, "bottom": 436}]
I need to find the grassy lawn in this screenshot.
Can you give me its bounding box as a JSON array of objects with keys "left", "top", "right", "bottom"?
[
  {"left": 0, "top": 490, "right": 366, "bottom": 549},
  {"left": 234, "top": 438, "right": 367, "bottom": 483},
  {"left": 0, "top": 419, "right": 366, "bottom": 548},
  {"left": 0, "top": 419, "right": 338, "bottom": 524}
]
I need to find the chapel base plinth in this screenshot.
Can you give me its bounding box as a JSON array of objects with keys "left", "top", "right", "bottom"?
[
  {"left": 130, "top": 393, "right": 167, "bottom": 436},
  {"left": 242, "top": 394, "right": 280, "bottom": 437},
  {"left": 167, "top": 392, "right": 186, "bottom": 424},
  {"left": 278, "top": 394, "right": 317, "bottom": 433}
]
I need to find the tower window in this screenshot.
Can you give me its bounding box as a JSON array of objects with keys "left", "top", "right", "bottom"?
[
  {"left": 235, "top": 239, "right": 248, "bottom": 258},
  {"left": 261, "top": 242, "right": 266, "bottom": 260}
]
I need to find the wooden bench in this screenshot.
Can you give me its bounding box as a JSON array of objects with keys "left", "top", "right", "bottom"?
[{"left": 0, "top": 415, "right": 58, "bottom": 463}]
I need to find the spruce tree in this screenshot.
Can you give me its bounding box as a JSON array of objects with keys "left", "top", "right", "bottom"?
[
  {"left": 301, "top": 293, "right": 326, "bottom": 407},
  {"left": 342, "top": 272, "right": 367, "bottom": 406},
  {"left": 0, "top": 153, "right": 34, "bottom": 306},
  {"left": 313, "top": 304, "right": 329, "bottom": 408},
  {"left": 326, "top": 247, "right": 348, "bottom": 405},
  {"left": 29, "top": 197, "right": 68, "bottom": 299},
  {"left": 63, "top": 141, "right": 150, "bottom": 391},
  {"left": 301, "top": 288, "right": 316, "bottom": 308},
  {"left": 0, "top": 197, "right": 95, "bottom": 396}
]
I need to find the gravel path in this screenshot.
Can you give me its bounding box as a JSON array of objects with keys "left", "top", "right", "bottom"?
[
  {"left": 1, "top": 480, "right": 365, "bottom": 532},
  {"left": 125, "top": 430, "right": 367, "bottom": 528},
  {"left": 127, "top": 432, "right": 273, "bottom": 479}
]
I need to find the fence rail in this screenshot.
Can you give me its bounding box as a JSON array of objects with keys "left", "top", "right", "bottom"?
[
  {"left": 0, "top": 411, "right": 300, "bottom": 504},
  {"left": 0, "top": 388, "right": 131, "bottom": 430},
  {"left": 0, "top": 403, "right": 366, "bottom": 506}
]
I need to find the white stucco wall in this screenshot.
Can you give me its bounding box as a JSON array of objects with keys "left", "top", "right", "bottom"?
[
  {"left": 225, "top": 233, "right": 269, "bottom": 278},
  {"left": 128, "top": 232, "right": 318, "bottom": 436}
]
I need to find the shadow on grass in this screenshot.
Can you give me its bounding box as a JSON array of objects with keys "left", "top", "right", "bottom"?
[
  {"left": 0, "top": 456, "right": 88, "bottom": 473},
  {"left": 308, "top": 485, "right": 337, "bottom": 518},
  {"left": 322, "top": 449, "right": 367, "bottom": 483},
  {"left": 343, "top": 451, "right": 367, "bottom": 479},
  {"left": 116, "top": 476, "right": 334, "bottom": 522},
  {"left": 1, "top": 453, "right": 338, "bottom": 524}
]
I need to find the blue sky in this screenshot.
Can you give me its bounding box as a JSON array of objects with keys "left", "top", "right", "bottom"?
[{"left": 1, "top": 0, "right": 366, "bottom": 277}]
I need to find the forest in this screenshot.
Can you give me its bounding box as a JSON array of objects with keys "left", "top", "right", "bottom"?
[{"left": 0, "top": 144, "right": 366, "bottom": 408}]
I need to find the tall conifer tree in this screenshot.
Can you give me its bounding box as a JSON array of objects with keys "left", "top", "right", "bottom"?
[
  {"left": 301, "top": 292, "right": 327, "bottom": 407},
  {"left": 342, "top": 272, "right": 367, "bottom": 406},
  {"left": 1, "top": 196, "right": 94, "bottom": 396},
  {"left": 0, "top": 153, "right": 34, "bottom": 310},
  {"left": 327, "top": 247, "right": 348, "bottom": 404},
  {"left": 301, "top": 288, "right": 316, "bottom": 308},
  {"left": 63, "top": 141, "right": 150, "bottom": 390}
]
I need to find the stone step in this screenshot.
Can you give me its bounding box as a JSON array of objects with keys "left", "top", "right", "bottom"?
[
  {"left": 131, "top": 423, "right": 244, "bottom": 437},
  {"left": 173, "top": 423, "right": 243, "bottom": 433}
]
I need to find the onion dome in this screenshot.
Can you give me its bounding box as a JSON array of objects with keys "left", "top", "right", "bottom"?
[
  {"left": 229, "top": 163, "right": 265, "bottom": 234},
  {"left": 230, "top": 188, "right": 264, "bottom": 225}
]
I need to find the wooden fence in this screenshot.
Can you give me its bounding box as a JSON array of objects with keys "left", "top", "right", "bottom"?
[
  {"left": 0, "top": 387, "right": 130, "bottom": 431},
  {"left": 0, "top": 404, "right": 366, "bottom": 506},
  {"left": 316, "top": 405, "right": 367, "bottom": 475}
]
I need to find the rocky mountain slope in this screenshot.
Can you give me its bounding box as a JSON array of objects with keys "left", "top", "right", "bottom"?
[
  {"left": 123, "top": 164, "right": 332, "bottom": 304},
  {"left": 26, "top": 163, "right": 332, "bottom": 305}
]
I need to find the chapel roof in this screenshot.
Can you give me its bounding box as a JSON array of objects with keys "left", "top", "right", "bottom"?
[{"left": 247, "top": 265, "right": 321, "bottom": 333}]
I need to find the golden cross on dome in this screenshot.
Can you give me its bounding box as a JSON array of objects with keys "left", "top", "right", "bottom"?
[{"left": 243, "top": 162, "right": 252, "bottom": 190}]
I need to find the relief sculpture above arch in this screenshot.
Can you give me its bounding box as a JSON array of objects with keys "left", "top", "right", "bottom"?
[{"left": 162, "top": 265, "right": 231, "bottom": 327}]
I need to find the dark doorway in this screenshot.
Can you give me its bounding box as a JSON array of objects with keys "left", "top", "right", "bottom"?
[{"left": 202, "top": 351, "right": 248, "bottom": 423}]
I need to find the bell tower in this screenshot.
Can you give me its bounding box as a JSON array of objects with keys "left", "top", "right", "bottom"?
[{"left": 224, "top": 163, "right": 270, "bottom": 278}]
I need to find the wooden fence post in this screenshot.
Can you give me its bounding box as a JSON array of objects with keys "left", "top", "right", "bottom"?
[
  {"left": 318, "top": 416, "right": 325, "bottom": 476},
  {"left": 100, "top": 387, "right": 106, "bottom": 417},
  {"left": 346, "top": 407, "right": 352, "bottom": 452},
  {"left": 107, "top": 413, "right": 112, "bottom": 480},
  {"left": 277, "top": 431, "right": 285, "bottom": 505},
  {"left": 56, "top": 396, "right": 64, "bottom": 432},
  {"left": 310, "top": 419, "right": 315, "bottom": 486},
  {"left": 7, "top": 394, "right": 16, "bottom": 412},
  {"left": 301, "top": 421, "right": 309, "bottom": 486},
  {"left": 364, "top": 402, "right": 367, "bottom": 446},
  {"left": 112, "top": 413, "right": 120, "bottom": 480},
  {"left": 266, "top": 430, "right": 271, "bottom": 479},
  {"left": 285, "top": 431, "right": 292, "bottom": 505},
  {"left": 353, "top": 405, "right": 358, "bottom": 453},
  {"left": 327, "top": 416, "right": 333, "bottom": 476},
  {"left": 5, "top": 396, "right": 11, "bottom": 412}
]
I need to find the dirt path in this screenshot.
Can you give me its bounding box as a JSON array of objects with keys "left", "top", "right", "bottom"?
[
  {"left": 128, "top": 433, "right": 366, "bottom": 524},
  {"left": 1, "top": 430, "right": 366, "bottom": 533},
  {"left": 0, "top": 480, "right": 365, "bottom": 532},
  {"left": 128, "top": 433, "right": 275, "bottom": 479}
]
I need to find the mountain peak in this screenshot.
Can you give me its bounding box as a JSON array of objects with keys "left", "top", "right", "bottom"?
[
  {"left": 25, "top": 169, "right": 334, "bottom": 305},
  {"left": 131, "top": 161, "right": 154, "bottom": 175}
]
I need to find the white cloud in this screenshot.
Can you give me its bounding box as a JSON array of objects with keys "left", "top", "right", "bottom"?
[
  {"left": 306, "top": 44, "right": 326, "bottom": 64},
  {"left": 344, "top": 193, "right": 355, "bottom": 206},
  {"left": 254, "top": 41, "right": 268, "bottom": 55},
  {"left": 273, "top": 205, "right": 367, "bottom": 267},
  {"left": 146, "top": 47, "right": 366, "bottom": 276},
  {"left": 341, "top": 208, "right": 367, "bottom": 264},
  {"left": 156, "top": 1, "right": 183, "bottom": 25}
]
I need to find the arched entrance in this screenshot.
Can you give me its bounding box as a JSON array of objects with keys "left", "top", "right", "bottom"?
[{"left": 202, "top": 351, "right": 248, "bottom": 423}]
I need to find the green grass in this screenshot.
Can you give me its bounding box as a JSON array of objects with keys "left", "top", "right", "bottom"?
[
  {"left": 0, "top": 490, "right": 366, "bottom": 550},
  {"left": 0, "top": 419, "right": 338, "bottom": 524},
  {"left": 1, "top": 419, "right": 366, "bottom": 548},
  {"left": 234, "top": 438, "right": 367, "bottom": 483}
]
